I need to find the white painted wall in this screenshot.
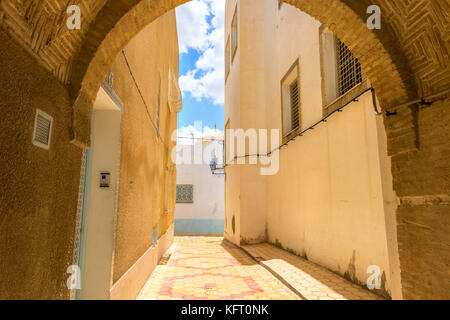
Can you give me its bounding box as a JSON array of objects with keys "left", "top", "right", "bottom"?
[
  {"left": 224, "top": 0, "right": 400, "bottom": 298},
  {"left": 175, "top": 141, "right": 224, "bottom": 234}
]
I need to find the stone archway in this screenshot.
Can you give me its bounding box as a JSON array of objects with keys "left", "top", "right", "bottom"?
[
  {"left": 69, "top": 0, "right": 418, "bottom": 148},
  {"left": 0, "top": 0, "right": 447, "bottom": 299},
  {"left": 63, "top": 0, "right": 448, "bottom": 300}
]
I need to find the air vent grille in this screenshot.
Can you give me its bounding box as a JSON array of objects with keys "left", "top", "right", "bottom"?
[{"left": 33, "top": 109, "right": 53, "bottom": 149}]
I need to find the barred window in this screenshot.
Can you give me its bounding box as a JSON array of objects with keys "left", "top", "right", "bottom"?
[
  {"left": 336, "top": 39, "right": 362, "bottom": 97},
  {"left": 176, "top": 184, "right": 194, "bottom": 203},
  {"left": 290, "top": 79, "right": 300, "bottom": 131},
  {"left": 281, "top": 59, "right": 301, "bottom": 139},
  {"left": 319, "top": 26, "right": 366, "bottom": 114}
]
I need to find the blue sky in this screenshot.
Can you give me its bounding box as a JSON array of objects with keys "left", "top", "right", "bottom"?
[
  {"left": 175, "top": 0, "right": 225, "bottom": 140},
  {"left": 177, "top": 50, "right": 224, "bottom": 131}
]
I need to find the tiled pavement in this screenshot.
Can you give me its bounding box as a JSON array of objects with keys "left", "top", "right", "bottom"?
[
  {"left": 241, "top": 243, "right": 383, "bottom": 300},
  {"left": 137, "top": 237, "right": 299, "bottom": 300},
  {"left": 137, "top": 237, "right": 382, "bottom": 300}
]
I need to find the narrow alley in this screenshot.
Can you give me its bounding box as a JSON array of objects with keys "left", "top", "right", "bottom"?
[
  {"left": 0, "top": 0, "right": 448, "bottom": 303},
  {"left": 138, "top": 237, "right": 381, "bottom": 300}
]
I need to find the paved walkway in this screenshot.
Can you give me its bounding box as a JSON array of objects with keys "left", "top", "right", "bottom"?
[
  {"left": 137, "top": 237, "right": 299, "bottom": 300},
  {"left": 241, "top": 243, "right": 383, "bottom": 300},
  {"left": 137, "top": 237, "right": 382, "bottom": 300}
]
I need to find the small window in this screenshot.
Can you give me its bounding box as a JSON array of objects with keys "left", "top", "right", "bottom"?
[
  {"left": 225, "top": 36, "right": 231, "bottom": 81},
  {"left": 231, "top": 7, "right": 238, "bottom": 61},
  {"left": 289, "top": 79, "right": 300, "bottom": 130},
  {"left": 336, "top": 38, "right": 362, "bottom": 97},
  {"left": 319, "top": 26, "right": 366, "bottom": 115},
  {"left": 32, "top": 109, "right": 53, "bottom": 150},
  {"left": 176, "top": 184, "right": 194, "bottom": 203},
  {"left": 281, "top": 59, "right": 301, "bottom": 140}
]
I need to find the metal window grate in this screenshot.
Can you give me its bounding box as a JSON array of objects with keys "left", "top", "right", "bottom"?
[
  {"left": 290, "top": 79, "right": 300, "bottom": 130},
  {"left": 33, "top": 109, "right": 53, "bottom": 149},
  {"left": 176, "top": 184, "right": 194, "bottom": 203},
  {"left": 336, "top": 38, "right": 362, "bottom": 96}
]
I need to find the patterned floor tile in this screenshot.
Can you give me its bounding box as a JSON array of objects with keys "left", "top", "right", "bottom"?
[
  {"left": 241, "top": 243, "right": 384, "bottom": 300},
  {"left": 137, "top": 237, "right": 300, "bottom": 300}
]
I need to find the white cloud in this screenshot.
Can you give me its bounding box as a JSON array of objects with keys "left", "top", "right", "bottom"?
[
  {"left": 175, "top": 0, "right": 210, "bottom": 54},
  {"left": 176, "top": 0, "right": 225, "bottom": 105},
  {"left": 176, "top": 124, "right": 224, "bottom": 145}
]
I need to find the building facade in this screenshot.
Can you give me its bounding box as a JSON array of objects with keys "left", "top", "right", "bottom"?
[
  {"left": 0, "top": 10, "right": 181, "bottom": 300},
  {"left": 174, "top": 138, "right": 225, "bottom": 235},
  {"left": 224, "top": 0, "right": 401, "bottom": 299}
]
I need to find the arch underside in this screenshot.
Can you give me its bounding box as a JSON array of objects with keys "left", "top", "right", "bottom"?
[
  {"left": 67, "top": 0, "right": 449, "bottom": 148},
  {"left": 2, "top": 0, "right": 447, "bottom": 146}
]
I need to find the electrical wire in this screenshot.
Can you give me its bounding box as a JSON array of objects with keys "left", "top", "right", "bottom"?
[
  {"left": 122, "top": 49, "right": 170, "bottom": 151},
  {"left": 223, "top": 87, "right": 375, "bottom": 167},
  {"left": 177, "top": 136, "right": 224, "bottom": 141}
]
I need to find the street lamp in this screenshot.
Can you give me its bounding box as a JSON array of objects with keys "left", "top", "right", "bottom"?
[
  {"left": 209, "top": 157, "right": 225, "bottom": 175},
  {"left": 209, "top": 159, "right": 217, "bottom": 172}
]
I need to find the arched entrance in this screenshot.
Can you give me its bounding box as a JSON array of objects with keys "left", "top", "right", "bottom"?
[
  {"left": 70, "top": 0, "right": 418, "bottom": 148},
  {"left": 65, "top": 0, "right": 449, "bottom": 300},
  {"left": 0, "top": 0, "right": 448, "bottom": 299}
]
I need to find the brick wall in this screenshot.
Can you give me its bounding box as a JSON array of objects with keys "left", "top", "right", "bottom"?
[{"left": 386, "top": 99, "right": 450, "bottom": 299}]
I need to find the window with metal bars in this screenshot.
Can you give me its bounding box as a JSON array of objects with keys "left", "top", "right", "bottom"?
[
  {"left": 281, "top": 59, "right": 301, "bottom": 139},
  {"left": 290, "top": 79, "right": 300, "bottom": 130},
  {"left": 336, "top": 38, "right": 362, "bottom": 97}
]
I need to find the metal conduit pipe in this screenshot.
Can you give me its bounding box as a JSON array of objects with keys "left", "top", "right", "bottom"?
[{"left": 384, "top": 88, "right": 450, "bottom": 116}]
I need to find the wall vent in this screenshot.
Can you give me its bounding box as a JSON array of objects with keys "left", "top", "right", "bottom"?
[{"left": 32, "top": 109, "right": 53, "bottom": 150}]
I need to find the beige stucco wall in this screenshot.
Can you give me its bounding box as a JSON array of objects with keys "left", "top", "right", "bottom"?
[
  {"left": 224, "top": 0, "right": 242, "bottom": 245},
  {"left": 0, "top": 8, "right": 179, "bottom": 300},
  {"left": 224, "top": 0, "right": 399, "bottom": 298},
  {"left": 0, "top": 29, "right": 82, "bottom": 299},
  {"left": 108, "top": 10, "right": 179, "bottom": 288},
  {"left": 225, "top": 0, "right": 272, "bottom": 245}
]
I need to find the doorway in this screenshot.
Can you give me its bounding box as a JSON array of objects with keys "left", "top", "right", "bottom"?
[{"left": 76, "top": 83, "right": 123, "bottom": 299}]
